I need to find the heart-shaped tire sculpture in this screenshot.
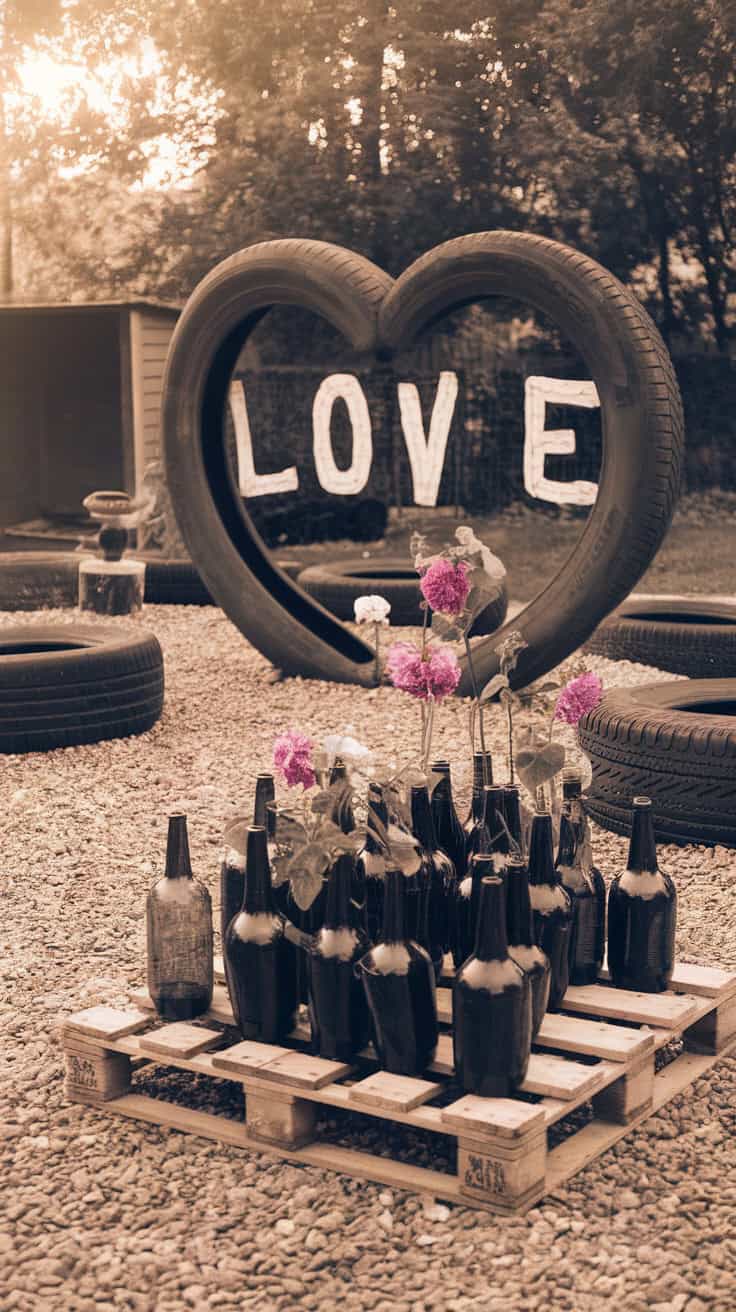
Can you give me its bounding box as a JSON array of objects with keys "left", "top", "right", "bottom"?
[
  {"left": 578, "top": 679, "right": 736, "bottom": 847},
  {"left": 162, "top": 233, "right": 684, "bottom": 692},
  {"left": 0, "top": 624, "right": 164, "bottom": 753},
  {"left": 296, "top": 557, "right": 508, "bottom": 634},
  {"left": 585, "top": 596, "right": 736, "bottom": 678}
]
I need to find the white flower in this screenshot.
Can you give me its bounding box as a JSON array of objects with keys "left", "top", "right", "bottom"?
[
  {"left": 323, "top": 731, "right": 373, "bottom": 768},
  {"left": 354, "top": 594, "right": 391, "bottom": 625},
  {"left": 455, "top": 526, "right": 506, "bottom": 582}
]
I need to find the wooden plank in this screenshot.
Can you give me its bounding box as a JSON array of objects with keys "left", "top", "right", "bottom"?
[
  {"left": 535, "top": 1012, "right": 654, "bottom": 1062},
  {"left": 545, "top": 1033, "right": 736, "bottom": 1197},
  {"left": 211, "top": 1041, "right": 292, "bottom": 1076},
  {"left": 522, "top": 1053, "right": 605, "bottom": 1101},
  {"left": 214, "top": 955, "right": 225, "bottom": 983},
  {"left": 130, "top": 985, "right": 236, "bottom": 1027},
  {"left": 431, "top": 1035, "right": 607, "bottom": 1102},
  {"left": 600, "top": 958, "right": 736, "bottom": 1001},
  {"left": 541, "top": 1061, "right": 622, "bottom": 1127},
  {"left": 62, "top": 1006, "right": 151, "bottom": 1041},
  {"left": 138, "top": 1023, "right": 224, "bottom": 1061},
  {"left": 441, "top": 1095, "right": 546, "bottom": 1139},
  {"left": 348, "top": 1072, "right": 442, "bottom": 1113},
  {"left": 437, "top": 988, "right": 452, "bottom": 1025},
  {"left": 248, "top": 1051, "right": 354, "bottom": 1090},
  {"left": 561, "top": 983, "right": 699, "bottom": 1030}
]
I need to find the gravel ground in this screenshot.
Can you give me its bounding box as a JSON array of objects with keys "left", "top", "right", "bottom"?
[{"left": 2, "top": 603, "right": 736, "bottom": 1312}]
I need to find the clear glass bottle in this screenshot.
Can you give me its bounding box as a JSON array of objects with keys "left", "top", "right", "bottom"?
[
  {"left": 355, "top": 867, "right": 438, "bottom": 1076},
  {"left": 410, "top": 782, "right": 454, "bottom": 978},
  {"left": 308, "top": 854, "right": 371, "bottom": 1060},
  {"left": 556, "top": 773, "right": 606, "bottom": 985},
  {"left": 506, "top": 853, "right": 551, "bottom": 1037},
  {"left": 608, "top": 796, "right": 676, "bottom": 993},
  {"left": 528, "top": 808, "right": 572, "bottom": 1011},
  {"left": 223, "top": 825, "right": 298, "bottom": 1041},
  {"left": 502, "top": 783, "right": 524, "bottom": 858},
  {"left": 453, "top": 875, "right": 532, "bottom": 1096},
  {"left": 147, "top": 813, "right": 213, "bottom": 1021}
]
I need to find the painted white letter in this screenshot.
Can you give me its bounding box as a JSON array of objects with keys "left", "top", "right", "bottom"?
[
  {"left": 312, "top": 374, "right": 372, "bottom": 495},
  {"left": 228, "top": 380, "right": 299, "bottom": 497},
  {"left": 523, "top": 376, "right": 600, "bottom": 506},
  {"left": 398, "top": 370, "right": 459, "bottom": 507}
]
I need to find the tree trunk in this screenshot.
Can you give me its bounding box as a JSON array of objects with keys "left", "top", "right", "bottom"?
[
  {"left": 687, "top": 151, "right": 729, "bottom": 352},
  {"left": 0, "top": 87, "right": 11, "bottom": 299},
  {"left": 359, "top": 0, "right": 390, "bottom": 268}
]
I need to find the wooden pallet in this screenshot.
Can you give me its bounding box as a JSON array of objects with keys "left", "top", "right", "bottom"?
[{"left": 58, "top": 957, "right": 736, "bottom": 1216}]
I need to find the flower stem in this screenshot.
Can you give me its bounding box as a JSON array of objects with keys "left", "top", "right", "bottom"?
[
  {"left": 420, "top": 600, "right": 429, "bottom": 659},
  {"left": 374, "top": 621, "right": 382, "bottom": 687},
  {"left": 422, "top": 697, "right": 436, "bottom": 773},
  {"left": 506, "top": 694, "right": 515, "bottom": 784},
  {"left": 463, "top": 633, "right": 488, "bottom": 768}
]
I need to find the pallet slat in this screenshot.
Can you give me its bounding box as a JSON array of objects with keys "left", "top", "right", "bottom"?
[{"left": 561, "top": 983, "right": 700, "bottom": 1029}]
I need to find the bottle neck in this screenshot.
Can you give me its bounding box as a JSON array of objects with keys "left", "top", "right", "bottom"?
[
  {"left": 469, "top": 854, "right": 496, "bottom": 886},
  {"left": 365, "top": 786, "right": 388, "bottom": 853},
  {"left": 470, "top": 753, "right": 489, "bottom": 818},
  {"left": 253, "top": 774, "right": 275, "bottom": 828},
  {"left": 411, "top": 785, "right": 437, "bottom": 850},
  {"left": 481, "top": 786, "right": 505, "bottom": 847},
  {"left": 627, "top": 801, "right": 658, "bottom": 873},
  {"left": 556, "top": 812, "right": 579, "bottom": 868},
  {"left": 528, "top": 812, "right": 558, "bottom": 886},
  {"left": 243, "top": 826, "right": 275, "bottom": 913},
  {"left": 324, "top": 854, "right": 353, "bottom": 930},
  {"left": 505, "top": 859, "right": 534, "bottom": 947},
  {"left": 430, "top": 762, "right": 453, "bottom": 809},
  {"left": 329, "top": 761, "right": 355, "bottom": 835},
  {"left": 474, "top": 877, "right": 508, "bottom": 961},
  {"left": 502, "top": 786, "right": 522, "bottom": 849},
  {"left": 381, "top": 868, "right": 405, "bottom": 943},
  {"left": 165, "top": 813, "right": 192, "bottom": 879}
]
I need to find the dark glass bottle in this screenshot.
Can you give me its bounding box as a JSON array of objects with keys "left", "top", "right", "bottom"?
[
  {"left": 502, "top": 784, "right": 524, "bottom": 858},
  {"left": 357, "top": 782, "right": 388, "bottom": 945},
  {"left": 307, "top": 854, "right": 371, "bottom": 1060},
  {"left": 463, "top": 751, "right": 494, "bottom": 837},
  {"left": 465, "top": 784, "right": 505, "bottom": 870},
  {"left": 220, "top": 772, "right": 276, "bottom": 947},
  {"left": 223, "top": 825, "right": 298, "bottom": 1041},
  {"left": 556, "top": 791, "right": 606, "bottom": 986},
  {"left": 410, "top": 783, "right": 454, "bottom": 977},
  {"left": 329, "top": 758, "right": 356, "bottom": 834},
  {"left": 430, "top": 761, "right": 466, "bottom": 878},
  {"left": 528, "top": 809, "right": 572, "bottom": 1011},
  {"left": 355, "top": 867, "right": 438, "bottom": 1076},
  {"left": 453, "top": 876, "right": 532, "bottom": 1096},
  {"left": 506, "top": 854, "right": 551, "bottom": 1037},
  {"left": 147, "top": 813, "right": 213, "bottom": 1021},
  {"left": 452, "top": 852, "right": 495, "bottom": 970},
  {"left": 608, "top": 796, "right": 676, "bottom": 993}
]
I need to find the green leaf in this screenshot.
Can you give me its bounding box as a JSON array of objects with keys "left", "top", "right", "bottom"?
[
  {"left": 289, "top": 867, "right": 327, "bottom": 912},
  {"left": 288, "top": 841, "right": 331, "bottom": 880},
  {"left": 222, "top": 817, "right": 250, "bottom": 855},
  {"left": 479, "top": 672, "right": 510, "bottom": 704},
  {"left": 386, "top": 823, "right": 422, "bottom": 876},
  {"left": 431, "top": 611, "right": 463, "bottom": 641},
  {"left": 516, "top": 742, "right": 567, "bottom": 792}
]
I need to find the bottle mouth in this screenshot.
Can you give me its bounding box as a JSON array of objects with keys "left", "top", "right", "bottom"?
[{"left": 632, "top": 795, "right": 652, "bottom": 807}]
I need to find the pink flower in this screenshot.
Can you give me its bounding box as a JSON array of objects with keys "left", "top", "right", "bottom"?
[
  {"left": 386, "top": 641, "right": 461, "bottom": 701},
  {"left": 419, "top": 558, "right": 471, "bottom": 617},
  {"left": 553, "top": 672, "right": 604, "bottom": 725},
  {"left": 273, "top": 729, "right": 316, "bottom": 790}
]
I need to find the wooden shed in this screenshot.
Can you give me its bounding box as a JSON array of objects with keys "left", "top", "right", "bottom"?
[{"left": 0, "top": 300, "right": 180, "bottom": 529}]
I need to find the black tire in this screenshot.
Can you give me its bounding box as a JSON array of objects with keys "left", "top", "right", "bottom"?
[
  {"left": 379, "top": 232, "right": 684, "bottom": 697},
  {"left": 136, "top": 552, "right": 214, "bottom": 606},
  {"left": 0, "top": 624, "right": 164, "bottom": 753},
  {"left": 578, "top": 679, "right": 736, "bottom": 846},
  {"left": 585, "top": 596, "right": 736, "bottom": 678},
  {"left": 0, "top": 552, "right": 79, "bottom": 610},
  {"left": 162, "top": 238, "right": 392, "bottom": 685},
  {"left": 296, "top": 557, "right": 508, "bottom": 633}
]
